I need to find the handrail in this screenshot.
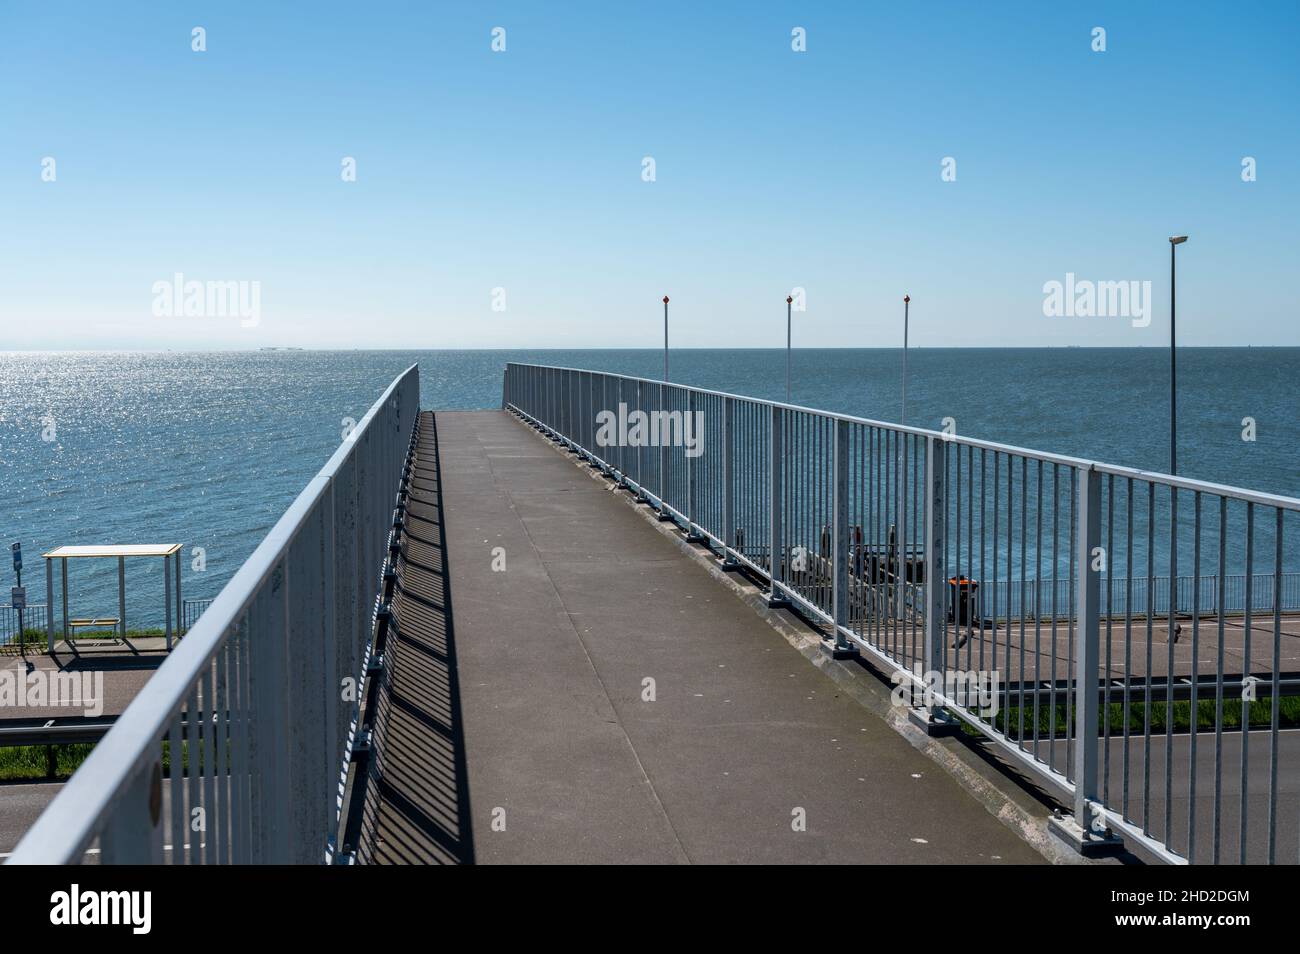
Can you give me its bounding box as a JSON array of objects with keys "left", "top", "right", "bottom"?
[
  {"left": 503, "top": 362, "right": 1300, "bottom": 511},
  {"left": 8, "top": 365, "right": 419, "bottom": 864}
]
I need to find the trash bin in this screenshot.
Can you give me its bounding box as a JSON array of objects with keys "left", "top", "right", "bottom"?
[{"left": 948, "top": 577, "right": 979, "bottom": 625}]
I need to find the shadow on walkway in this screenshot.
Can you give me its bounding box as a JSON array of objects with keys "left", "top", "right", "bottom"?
[{"left": 356, "top": 412, "right": 475, "bottom": 864}]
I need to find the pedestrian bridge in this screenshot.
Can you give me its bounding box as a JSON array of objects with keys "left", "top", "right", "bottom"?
[{"left": 8, "top": 364, "right": 1298, "bottom": 865}]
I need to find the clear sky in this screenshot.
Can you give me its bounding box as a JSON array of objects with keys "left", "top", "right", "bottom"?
[{"left": 1, "top": 1, "right": 1296, "bottom": 350}]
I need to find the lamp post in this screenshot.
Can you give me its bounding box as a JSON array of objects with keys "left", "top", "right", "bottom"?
[
  {"left": 1168, "top": 236, "right": 1187, "bottom": 475},
  {"left": 786, "top": 295, "right": 793, "bottom": 402},
  {"left": 662, "top": 295, "right": 670, "bottom": 381},
  {"left": 902, "top": 295, "right": 910, "bottom": 425}
]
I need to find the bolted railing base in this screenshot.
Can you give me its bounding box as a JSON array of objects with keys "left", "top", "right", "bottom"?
[
  {"left": 1047, "top": 812, "right": 1124, "bottom": 857},
  {"left": 765, "top": 591, "right": 791, "bottom": 609},
  {"left": 907, "top": 707, "right": 962, "bottom": 737},
  {"left": 819, "top": 638, "right": 858, "bottom": 661}
]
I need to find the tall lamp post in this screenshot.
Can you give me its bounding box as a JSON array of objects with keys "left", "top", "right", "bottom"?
[
  {"left": 663, "top": 295, "right": 670, "bottom": 381},
  {"left": 1168, "top": 236, "right": 1187, "bottom": 475},
  {"left": 901, "top": 294, "right": 910, "bottom": 425},
  {"left": 786, "top": 295, "right": 793, "bottom": 402}
]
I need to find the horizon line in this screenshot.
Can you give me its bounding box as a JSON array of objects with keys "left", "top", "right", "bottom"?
[{"left": 1, "top": 344, "right": 1295, "bottom": 355}]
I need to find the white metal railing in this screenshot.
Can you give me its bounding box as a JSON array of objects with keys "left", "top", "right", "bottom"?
[
  {"left": 504, "top": 362, "right": 1300, "bottom": 865},
  {"left": 942, "top": 572, "right": 1300, "bottom": 622},
  {"left": 7, "top": 365, "right": 419, "bottom": 864},
  {"left": 2, "top": 598, "right": 217, "bottom": 645}
]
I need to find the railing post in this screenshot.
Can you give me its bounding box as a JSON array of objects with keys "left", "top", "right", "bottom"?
[
  {"left": 910, "top": 435, "right": 956, "bottom": 734},
  {"left": 1050, "top": 463, "right": 1121, "bottom": 854},
  {"left": 657, "top": 383, "right": 671, "bottom": 520},
  {"left": 721, "top": 397, "right": 737, "bottom": 569},
  {"left": 164, "top": 554, "right": 173, "bottom": 650},
  {"left": 686, "top": 390, "right": 704, "bottom": 541},
  {"left": 766, "top": 405, "right": 788, "bottom": 607},
  {"left": 824, "top": 418, "right": 857, "bottom": 658},
  {"left": 616, "top": 378, "right": 628, "bottom": 487},
  {"left": 45, "top": 557, "right": 54, "bottom": 652},
  {"left": 894, "top": 437, "right": 905, "bottom": 623},
  {"left": 635, "top": 380, "right": 647, "bottom": 500}
]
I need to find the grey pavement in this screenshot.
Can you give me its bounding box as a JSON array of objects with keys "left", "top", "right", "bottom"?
[
  {"left": 0, "top": 783, "right": 60, "bottom": 857},
  {"left": 435, "top": 410, "right": 1044, "bottom": 864},
  {"left": 1, "top": 643, "right": 165, "bottom": 720}
]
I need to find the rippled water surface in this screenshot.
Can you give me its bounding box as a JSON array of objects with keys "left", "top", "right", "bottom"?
[{"left": 0, "top": 348, "right": 1295, "bottom": 624}]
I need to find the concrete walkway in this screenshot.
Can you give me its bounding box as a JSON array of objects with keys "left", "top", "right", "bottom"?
[{"left": 430, "top": 410, "right": 1042, "bottom": 864}]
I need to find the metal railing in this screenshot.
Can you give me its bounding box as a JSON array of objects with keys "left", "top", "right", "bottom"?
[
  {"left": 964, "top": 572, "right": 1300, "bottom": 622},
  {"left": 504, "top": 362, "right": 1300, "bottom": 865},
  {"left": 182, "top": 598, "right": 213, "bottom": 633},
  {"left": 2, "top": 598, "right": 215, "bottom": 646},
  {"left": 0, "top": 604, "right": 48, "bottom": 648},
  {"left": 7, "top": 365, "right": 419, "bottom": 864}
]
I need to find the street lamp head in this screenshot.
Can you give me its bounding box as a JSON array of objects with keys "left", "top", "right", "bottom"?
[
  {"left": 786, "top": 295, "right": 793, "bottom": 304},
  {"left": 662, "top": 295, "right": 669, "bottom": 304},
  {"left": 1169, "top": 235, "right": 1188, "bottom": 245},
  {"left": 903, "top": 295, "right": 910, "bottom": 303}
]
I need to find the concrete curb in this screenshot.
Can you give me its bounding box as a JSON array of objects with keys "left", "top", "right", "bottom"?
[{"left": 511, "top": 411, "right": 1116, "bottom": 866}]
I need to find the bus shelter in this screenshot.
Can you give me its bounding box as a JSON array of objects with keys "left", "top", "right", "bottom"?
[{"left": 41, "top": 544, "right": 183, "bottom": 654}]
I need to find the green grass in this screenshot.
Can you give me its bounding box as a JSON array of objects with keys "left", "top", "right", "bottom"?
[
  {"left": 959, "top": 695, "right": 1300, "bottom": 740},
  {"left": 2, "top": 625, "right": 177, "bottom": 652},
  {"left": 0, "top": 743, "right": 97, "bottom": 781},
  {"left": 0, "top": 738, "right": 217, "bottom": 783}
]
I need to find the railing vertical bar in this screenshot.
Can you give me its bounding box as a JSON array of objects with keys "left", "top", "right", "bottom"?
[
  {"left": 1240, "top": 502, "right": 1254, "bottom": 864},
  {"left": 1123, "top": 477, "right": 1134, "bottom": 820},
  {"left": 1165, "top": 486, "right": 1178, "bottom": 844},
  {"left": 1267, "top": 507, "right": 1282, "bottom": 864},
  {"left": 1049, "top": 463, "right": 1058, "bottom": 767},
  {"left": 202, "top": 662, "right": 216, "bottom": 864},
  {"left": 1018, "top": 457, "right": 1028, "bottom": 747},
  {"left": 723, "top": 397, "right": 736, "bottom": 565},
  {"left": 185, "top": 684, "right": 201, "bottom": 864},
  {"left": 213, "top": 638, "right": 228, "bottom": 864},
  {"left": 831, "top": 418, "right": 850, "bottom": 653},
  {"left": 1067, "top": 466, "right": 1077, "bottom": 781},
  {"left": 169, "top": 703, "right": 184, "bottom": 864},
  {"left": 1143, "top": 481, "right": 1155, "bottom": 834},
  {"left": 1004, "top": 454, "right": 1014, "bottom": 734},
  {"left": 1072, "top": 465, "right": 1103, "bottom": 839},
  {"left": 768, "top": 405, "right": 784, "bottom": 604},
  {"left": 1188, "top": 491, "right": 1201, "bottom": 862},
  {"left": 1103, "top": 473, "right": 1114, "bottom": 794},
  {"left": 1033, "top": 460, "right": 1043, "bottom": 759},
  {"left": 922, "top": 436, "right": 946, "bottom": 725},
  {"left": 1213, "top": 498, "right": 1227, "bottom": 864}
]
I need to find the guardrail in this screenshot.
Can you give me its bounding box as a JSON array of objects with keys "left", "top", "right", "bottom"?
[
  {"left": 958, "top": 572, "right": 1300, "bottom": 622},
  {"left": 0, "top": 604, "right": 48, "bottom": 648},
  {"left": 2, "top": 599, "right": 215, "bottom": 647},
  {"left": 504, "top": 362, "right": 1300, "bottom": 865},
  {"left": 7, "top": 364, "right": 419, "bottom": 864},
  {"left": 181, "top": 598, "right": 213, "bottom": 634}
]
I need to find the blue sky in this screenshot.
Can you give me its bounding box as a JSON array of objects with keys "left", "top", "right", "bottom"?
[{"left": 1, "top": 1, "right": 1296, "bottom": 349}]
